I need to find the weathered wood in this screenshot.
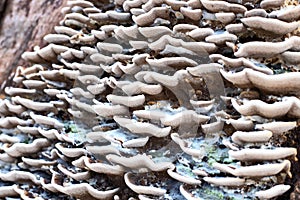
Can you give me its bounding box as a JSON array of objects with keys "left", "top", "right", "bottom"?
[{"left": 0, "top": 0, "right": 68, "bottom": 88}]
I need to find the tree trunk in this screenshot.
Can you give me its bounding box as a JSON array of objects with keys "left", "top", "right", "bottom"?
[{"left": 0, "top": 0, "right": 68, "bottom": 88}]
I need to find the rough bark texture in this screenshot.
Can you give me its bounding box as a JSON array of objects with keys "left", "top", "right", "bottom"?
[{"left": 0, "top": 0, "right": 68, "bottom": 88}]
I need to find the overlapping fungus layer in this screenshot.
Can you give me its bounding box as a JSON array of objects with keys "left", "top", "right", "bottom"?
[{"left": 0, "top": 0, "right": 299, "bottom": 199}]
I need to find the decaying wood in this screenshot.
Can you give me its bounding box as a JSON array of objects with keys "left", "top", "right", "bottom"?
[{"left": 0, "top": 0, "right": 68, "bottom": 88}]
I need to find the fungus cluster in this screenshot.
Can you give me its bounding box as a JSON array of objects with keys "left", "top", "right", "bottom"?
[{"left": 0, "top": 0, "right": 299, "bottom": 199}]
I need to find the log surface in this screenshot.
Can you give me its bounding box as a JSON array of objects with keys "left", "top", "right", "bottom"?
[{"left": 0, "top": 0, "right": 68, "bottom": 88}]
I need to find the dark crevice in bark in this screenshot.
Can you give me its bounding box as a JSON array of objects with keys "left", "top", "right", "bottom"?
[{"left": 0, "top": 0, "right": 8, "bottom": 30}]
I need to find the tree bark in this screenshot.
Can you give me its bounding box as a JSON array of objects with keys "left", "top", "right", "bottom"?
[{"left": 0, "top": 0, "right": 68, "bottom": 88}]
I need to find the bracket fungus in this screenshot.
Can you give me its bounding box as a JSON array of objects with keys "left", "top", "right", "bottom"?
[
  {"left": 255, "top": 184, "right": 291, "bottom": 199},
  {"left": 0, "top": 0, "right": 299, "bottom": 199},
  {"left": 229, "top": 148, "right": 297, "bottom": 161},
  {"left": 124, "top": 172, "right": 167, "bottom": 196},
  {"left": 167, "top": 167, "right": 202, "bottom": 185},
  {"left": 231, "top": 97, "right": 300, "bottom": 118},
  {"left": 213, "top": 160, "right": 292, "bottom": 178},
  {"left": 221, "top": 68, "right": 300, "bottom": 95},
  {"left": 203, "top": 177, "right": 246, "bottom": 187},
  {"left": 231, "top": 130, "right": 273, "bottom": 145},
  {"left": 106, "top": 154, "right": 174, "bottom": 172},
  {"left": 241, "top": 16, "right": 300, "bottom": 36}
]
